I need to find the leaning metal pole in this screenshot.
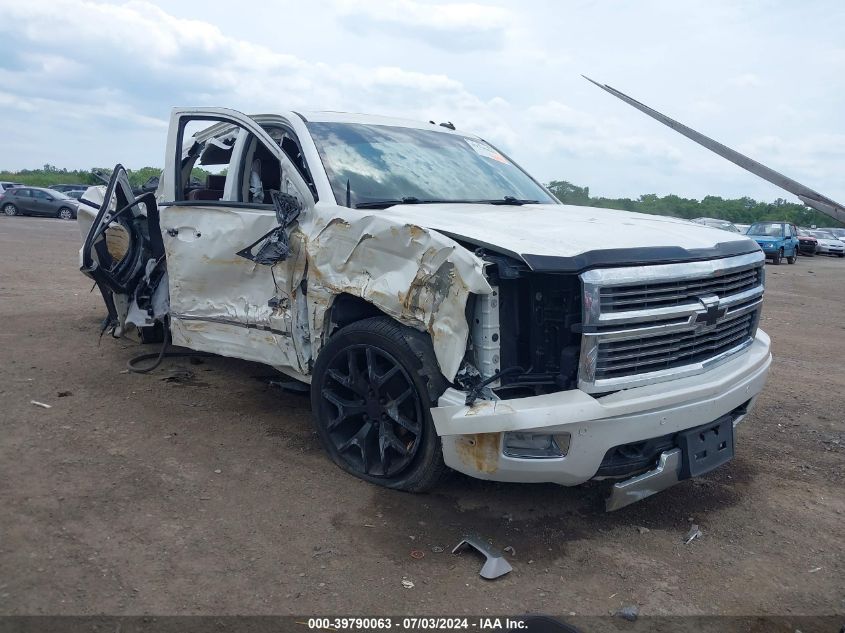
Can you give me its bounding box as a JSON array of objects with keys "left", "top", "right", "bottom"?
[{"left": 583, "top": 75, "right": 845, "bottom": 224}]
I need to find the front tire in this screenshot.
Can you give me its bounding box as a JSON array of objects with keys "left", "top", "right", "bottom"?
[
  {"left": 772, "top": 248, "right": 783, "bottom": 265},
  {"left": 311, "top": 316, "right": 448, "bottom": 492},
  {"left": 57, "top": 207, "right": 74, "bottom": 220},
  {"left": 3, "top": 203, "right": 17, "bottom": 216}
]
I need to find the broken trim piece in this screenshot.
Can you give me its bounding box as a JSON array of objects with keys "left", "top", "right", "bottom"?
[
  {"left": 605, "top": 448, "right": 681, "bottom": 511},
  {"left": 452, "top": 536, "right": 513, "bottom": 579},
  {"left": 172, "top": 313, "right": 288, "bottom": 336}
]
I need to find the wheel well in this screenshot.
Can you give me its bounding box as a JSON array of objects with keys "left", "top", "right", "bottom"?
[{"left": 326, "top": 293, "right": 390, "bottom": 335}]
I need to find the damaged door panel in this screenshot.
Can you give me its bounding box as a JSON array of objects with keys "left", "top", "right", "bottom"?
[
  {"left": 236, "top": 191, "right": 302, "bottom": 266},
  {"left": 158, "top": 109, "right": 315, "bottom": 372},
  {"left": 79, "top": 105, "right": 778, "bottom": 507},
  {"left": 80, "top": 165, "right": 166, "bottom": 336}
]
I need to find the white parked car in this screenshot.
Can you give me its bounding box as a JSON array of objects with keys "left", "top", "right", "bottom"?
[
  {"left": 77, "top": 107, "right": 771, "bottom": 510},
  {"left": 808, "top": 230, "right": 845, "bottom": 257},
  {"left": 822, "top": 227, "right": 845, "bottom": 243}
]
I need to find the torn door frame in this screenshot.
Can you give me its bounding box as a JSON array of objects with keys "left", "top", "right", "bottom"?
[{"left": 153, "top": 108, "right": 493, "bottom": 383}]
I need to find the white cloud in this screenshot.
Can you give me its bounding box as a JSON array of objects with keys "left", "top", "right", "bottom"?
[
  {"left": 333, "top": 0, "right": 513, "bottom": 50},
  {"left": 726, "top": 73, "right": 763, "bottom": 89},
  {"left": 0, "top": 0, "right": 842, "bottom": 206},
  {"left": 335, "top": 0, "right": 511, "bottom": 30}
]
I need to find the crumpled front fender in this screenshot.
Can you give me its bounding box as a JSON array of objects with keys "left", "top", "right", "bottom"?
[{"left": 300, "top": 210, "right": 492, "bottom": 381}]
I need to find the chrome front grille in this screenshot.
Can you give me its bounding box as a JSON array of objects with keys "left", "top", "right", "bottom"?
[
  {"left": 599, "top": 266, "right": 761, "bottom": 312},
  {"left": 596, "top": 311, "right": 755, "bottom": 378},
  {"left": 579, "top": 251, "right": 765, "bottom": 393}
]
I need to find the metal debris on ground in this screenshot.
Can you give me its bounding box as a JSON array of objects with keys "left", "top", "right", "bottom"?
[
  {"left": 401, "top": 579, "right": 415, "bottom": 589},
  {"left": 30, "top": 400, "right": 52, "bottom": 409},
  {"left": 410, "top": 550, "right": 425, "bottom": 560},
  {"left": 160, "top": 368, "right": 195, "bottom": 384},
  {"left": 452, "top": 535, "right": 513, "bottom": 580},
  {"left": 503, "top": 545, "right": 516, "bottom": 556},
  {"left": 684, "top": 524, "right": 703, "bottom": 544},
  {"left": 269, "top": 379, "right": 310, "bottom": 394},
  {"left": 615, "top": 605, "right": 639, "bottom": 622},
  {"left": 430, "top": 546, "right": 444, "bottom": 553}
]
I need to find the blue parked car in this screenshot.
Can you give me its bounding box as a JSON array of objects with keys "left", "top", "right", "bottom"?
[{"left": 746, "top": 221, "right": 799, "bottom": 265}]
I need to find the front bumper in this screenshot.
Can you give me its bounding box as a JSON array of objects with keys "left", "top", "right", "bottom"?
[
  {"left": 756, "top": 241, "right": 780, "bottom": 255},
  {"left": 431, "top": 330, "right": 771, "bottom": 487},
  {"left": 818, "top": 244, "right": 845, "bottom": 254}
]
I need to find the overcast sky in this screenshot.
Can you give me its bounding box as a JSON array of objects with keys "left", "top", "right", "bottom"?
[{"left": 0, "top": 0, "right": 842, "bottom": 203}]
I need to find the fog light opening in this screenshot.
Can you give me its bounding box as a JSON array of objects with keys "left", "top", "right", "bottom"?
[{"left": 503, "top": 432, "right": 570, "bottom": 459}]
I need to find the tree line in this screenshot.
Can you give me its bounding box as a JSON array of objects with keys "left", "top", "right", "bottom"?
[
  {"left": 546, "top": 180, "right": 842, "bottom": 228},
  {"left": 0, "top": 167, "right": 840, "bottom": 228},
  {"left": 0, "top": 165, "right": 212, "bottom": 190}
]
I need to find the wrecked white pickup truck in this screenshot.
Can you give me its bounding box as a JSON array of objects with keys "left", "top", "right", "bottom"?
[{"left": 78, "top": 107, "right": 771, "bottom": 510}]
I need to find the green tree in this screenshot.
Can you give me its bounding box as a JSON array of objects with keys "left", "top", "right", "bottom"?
[
  {"left": 547, "top": 180, "right": 591, "bottom": 206},
  {"left": 542, "top": 180, "right": 843, "bottom": 228}
]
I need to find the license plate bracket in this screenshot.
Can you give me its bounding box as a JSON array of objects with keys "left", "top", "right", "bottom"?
[{"left": 678, "top": 416, "right": 735, "bottom": 479}]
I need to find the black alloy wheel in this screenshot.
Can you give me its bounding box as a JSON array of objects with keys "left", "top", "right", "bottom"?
[
  {"left": 311, "top": 317, "right": 448, "bottom": 491},
  {"left": 323, "top": 343, "right": 422, "bottom": 477}
]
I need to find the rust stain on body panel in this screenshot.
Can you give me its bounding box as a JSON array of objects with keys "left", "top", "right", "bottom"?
[{"left": 454, "top": 432, "right": 501, "bottom": 474}]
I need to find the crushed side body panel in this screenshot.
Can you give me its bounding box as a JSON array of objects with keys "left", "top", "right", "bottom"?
[{"left": 299, "top": 210, "right": 492, "bottom": 381}]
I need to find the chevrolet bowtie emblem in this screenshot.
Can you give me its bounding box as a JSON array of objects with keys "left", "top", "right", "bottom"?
[{"left": 696, "top": 295, "right": 727, "bottom": 327}]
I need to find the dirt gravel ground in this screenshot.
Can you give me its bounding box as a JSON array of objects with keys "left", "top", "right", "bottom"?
[{"left": 1, "top": 217, "right": 843, "bottom": 621}]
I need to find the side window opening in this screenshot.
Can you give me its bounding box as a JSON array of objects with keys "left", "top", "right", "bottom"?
[
  {"left": 264, "top": 125, "right": 318, "bottom": 201},
  {"left": 186, "top": 136, "right": 235, "bottom": 201},
  {"left": 176, "top": 119, "right": 270, "bottom": 205},
  {"left": 244, "top": 138, "right": 283, "bottom": 204},
  {"left": 174, "top": 116, "right": 312, "bottom": 207}
]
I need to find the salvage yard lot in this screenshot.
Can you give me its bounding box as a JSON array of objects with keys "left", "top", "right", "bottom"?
[{"left": 1, "top": 217, "right": 843, "bottom": 617}]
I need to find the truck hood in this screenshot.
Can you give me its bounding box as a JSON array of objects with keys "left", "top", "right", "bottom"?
[{"left": 381, "top": 203, "right": 760, "bottom": 272}]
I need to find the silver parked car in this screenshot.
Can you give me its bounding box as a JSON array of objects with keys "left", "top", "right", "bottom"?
[
  {"left": 691, "top": 217, "right": 742, "bottom": 233},
  {"left": 0, "top": 186, "right": 79, "bottom": 220}
]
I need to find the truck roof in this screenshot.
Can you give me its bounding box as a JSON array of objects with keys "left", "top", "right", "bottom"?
[{"left": 288, "top": 110, "right": 474, "bottom": 136}]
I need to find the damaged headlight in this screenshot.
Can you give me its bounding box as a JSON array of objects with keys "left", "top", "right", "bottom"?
[{"left": 503, "top": 432, "right": 570, "bottom": 459}]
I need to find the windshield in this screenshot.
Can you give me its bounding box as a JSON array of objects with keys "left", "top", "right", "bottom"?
[
  {"left": 748, "top": 222, "right": 784, "bottom": 237},
  {"left": 49, "top": 190, "right": 71, "bottom": 199},
  {"left": 810, "top": 230, "right": 836, "bottom": 240},
  {"left": 306, "top": 122, "right": 556, "bottom": 207},
  {"left": 828, "top": 228, "right": 845, "bottom": 238}
]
